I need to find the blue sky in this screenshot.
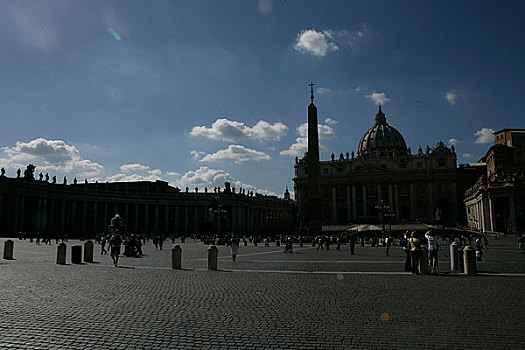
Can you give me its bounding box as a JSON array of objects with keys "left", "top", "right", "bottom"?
[{"left": 0, "top": 0, "right": 523, "bottom": 196}]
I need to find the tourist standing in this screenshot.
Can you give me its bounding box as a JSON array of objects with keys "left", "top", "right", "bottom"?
[
  {"left": 349, "top": 235, "right": 356, "bottom": 255},
  {"left": 425, "top": 230, "right": 439, "bottom": 274},
  {"left": 110, "top": 230, "right": 123, "bottom": 267},
  {"left": 409, "top": 231, "right": 421, "bottom": 275},
  {"left": 385, "top": 235, "right": 391, "bottom": 256},
  {"left": 231, "top": 237, "right": 239, "bottom": 261},
  {"left": 401, "top": 231, "right": 411, "bottom": 272}
]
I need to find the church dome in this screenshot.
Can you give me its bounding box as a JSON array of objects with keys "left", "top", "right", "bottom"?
[{"left": 357, "top": 105, "right": 407, "bottom": 157}]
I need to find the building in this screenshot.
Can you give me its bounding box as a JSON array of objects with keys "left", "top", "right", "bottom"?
[
  {"left": 464, "top": 129, "right": 525, "bottom": 233},
  {"left": 294, "top": 104, "right": 483, "bottom": 227},
  {"left": 0, "top": 167, "right": 296, "bottom": 237}
]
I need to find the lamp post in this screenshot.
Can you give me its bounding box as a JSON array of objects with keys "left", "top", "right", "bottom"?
[
  {"left": 213, "top": 197, "right": 228, "bottom": 241},
  {"left": 375, "top": 200, "right": 392, "bottom": 234}
]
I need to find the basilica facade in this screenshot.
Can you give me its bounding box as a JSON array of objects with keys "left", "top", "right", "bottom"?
[{"left": 294, "top": 105, "right": 483, "bottom": 227}]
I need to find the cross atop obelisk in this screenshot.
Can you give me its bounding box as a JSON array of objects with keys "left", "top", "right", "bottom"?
[{"left": 309, "top": 82, "right": 315, "bottom": 103}]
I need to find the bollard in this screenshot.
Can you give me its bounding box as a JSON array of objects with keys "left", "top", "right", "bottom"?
[
  {"left": 3, "top": 240, "right": 14, "bottom": 260},
  {"left": 71, "top": 245, "right": 82, "bottom": 264},
  {"left": 84, "top": 240, "right": 94, "bottom": 263},
  {"left": 172, "top": 245, "right": 182, "bottom": 269},
  {"left": 207, "top": 245, "right": 218, "bottom": 271},
  {"left": 450, "top": 242, "right": 459, "bottom": 271},
  {"left": 419, "top": 246, "right": 431, "bottom": 274},
  {"left": 463, "top": 246, "right": 477, "bottom": 275},
  {"left": 57, "top": 243, "right": 66, "bottom": 264}
]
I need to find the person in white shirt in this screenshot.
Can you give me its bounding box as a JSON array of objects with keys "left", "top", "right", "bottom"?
[{"left": 425, "top": 230, "right": 439, "bottom": 274}]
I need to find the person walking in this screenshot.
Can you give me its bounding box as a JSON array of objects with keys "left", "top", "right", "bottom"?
[
  {"left": 425, "top": 229, "right": 439, "bottom": 274},
  {"left": 409, "top": 231, "right": 421, "bottom": 275},
  {"left": 110, "top": 230, "right": 123, "bottom": 267},
  {"left": 231, "top": 237, "right": 239, "bottom": 261},
  {"left": 317, "top": 236, "right": 324, "bottom": 250},
  {"left": 401, "top": 231, "right": 411, "bottom": 272},
  {"left": 100, "top": 235, "right": 108, "bottom": 255},
  {"left": 385, "top": 235, "right": 391, "bottom": 256},
  {"left": 349, "top": 235, "right": 356, "bottom": 255}
]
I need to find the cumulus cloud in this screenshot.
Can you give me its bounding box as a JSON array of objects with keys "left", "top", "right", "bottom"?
[
  {"left": 0, "top": 138, "right": 104, "bottom": 179},
  {"left": 280, "top": 137, "right": 308, "bottom": 157},
  {"left": 294, "top": 29, "right": 339, "bottom": 56},
  {"left": 365, "top": 92, "right": 390, "bottom": 105},
  {"left": 448, "top": 138, "right": 462, "bottom": 146},
  {"left": 474, "top": 128, "right": 495, "bottom": 144},
  {"left": 176, "top": 166, "right": 277, "bottom": 196},
  {"left": 444, "top": 91, "right": 459, "bottom": 105},
  {"left": 462, "top": 153, "right": 474, "bottom": 159},
  {"left": 190, "top": 150, "right": 206, "bottom": 160},
  {"left": 106, "top": 163, "right": 165, "bottom": 183},
  {"left": 190, "top": 118, "right": 288, "bottom": 142},
  {"left": 198, "top": 145, "right": 270, "bottom": 164},
  {"left": 317, "top": 87, "right": 332, "bottom": 94},
  {"left": 105, "top": 172, "right": 162, "bottom": 183},
  {"left": 297, "top": 123, "right": 336, "bottom": 139},
  {"left": 324, "top": 118, "right": 338, "bottom": 125}
]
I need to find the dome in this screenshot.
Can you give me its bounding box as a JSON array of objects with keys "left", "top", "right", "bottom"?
[{"left": 357, "top": 105, "right": 407, "bottom": 157}]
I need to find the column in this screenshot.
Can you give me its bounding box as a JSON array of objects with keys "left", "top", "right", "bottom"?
[
  {"left": 479, "top": 199, "right": 486, "bottom": 232},
  {"left": 124, "top": 204, "right": 129, "bottom": 230},
  {"left": 154, "top": 205, "right": 159, "bottom": 234},
  {"left": 144, "top": 205, "right": 149, "bottom": 233},
  {"left": 93, "top": 202, "right": 98, "bottom": 234},
  {"left": 13, "top": 195, "right": 19, "bottom": 232},
  {"left": 509, "top": 195, "right": 517, "bottom": 232},
  {"left": 0, "top": 194, "right": 2, "bottom": 230},
  {"left": 409, "top": 184, "right": 415, "bottom": 220},
  {"left": 488, "top": 197, "right": 495, "bottom": 232},
  {"left": 41, "top": 198, "right": 48, "bottom": 233},
  {"left": 352, "top": 186, "right": 357, "bottom": 221},
  {"left": 450, "top": 181, "right": 458, "bottom": 223},
  {"left": 362, "top": 185, "right": 368, "bottom": 216},
  {"left": 427, "top": 183, "right": 434, "bottom": 221},
  {"left": 332, "top": 187, "right": 337, "bottom": 222},
  {"left": 82, "top": 201, "right": 87, "bottom": 234},
  {"left": 394, "top": 184, "right": 400, "bottom": 218},
  {"left": 346, "top": 187, "right": 351, "bottom": 223},
  {"left": 194, "top": 206, "right": 198, "bottom": 233},
  {"left": 103, "top": 203, "right": 108, "bottom": 233},
  {"left": 184, "top": 206, "right": 188, "bottom": 234},
  {"left": 71, "top": 200, "right": 77, "bottom": 234},
  {"left": 164, "top": 206, "right": 169, "bottom": 234},
  {"left": 61, "top": 200, "right": 66, "bottom": 233},
  {"left": 36, "top": 198, "right": 42, "bottom": 233},
  {"left": 174, "top": 206, "right": 179, "bottom": 234},
  {"left": 388, "top": 184, "right": 393, "bottom": 209},
  {"left": 134, "top": 204, "right": 139, "bottom": 233},
  {"left": 232, "top": 206, "right": 237, "bottom": 233},
  {"left": 377, "top": 184, "right": 382, "bottom": 203}
]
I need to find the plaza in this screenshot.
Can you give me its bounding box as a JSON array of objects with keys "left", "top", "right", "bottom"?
[{"left": 1, "top": 237, "right": 524, "bottom": 349}]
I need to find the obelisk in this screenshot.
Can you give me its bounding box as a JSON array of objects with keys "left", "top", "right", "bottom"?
[{"left": 306, "top": 82, "right": 323, "bottom": 237}]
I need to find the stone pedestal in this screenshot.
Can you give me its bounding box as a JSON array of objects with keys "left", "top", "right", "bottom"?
[
  {"left": 450, "top": 242, "right": 459, "bottom": 271},
  {"left": 71, "top": 245, "right": 82, "bottom": 264},
  {"left": 172, "top": 245, "right": 182, "bottom": 269},
  {"left": 208, "top": 245, "right": 218, "bottom": 271},
  {"left": 419, "top": 246, "right": 431, "bottom": 274},
  {"left": 463, "top": 246, "right": 477, "bottom": 275},
  {"left": 3, "top": 240, "right": 14, "bottom": 260},
  {"left": 84, "top": 241, "right": 94, "bottom": 263},
  {"left": 57, "top": 243, "right": 66, "bottom": 265}
]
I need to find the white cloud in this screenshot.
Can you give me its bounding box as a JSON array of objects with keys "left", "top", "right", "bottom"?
[
  {"left": 297, "top": 123, "right": 336, "bottom": 139},
  {"left": 444, "top": 91, "right": 458, "bottom": 105},
  {"left": 324, "top": 118, "right": 338, "bottom": 125},
  {"left": 165, "top": 171, "right": 181, "bottom": 177},
  {"left": 462, "top": 153, "right": 474, "bottom": 159},
  {"left": 317, "top": 87, "right": 332, "bottom": 94},
  {"left": 105, "top": 173, "right": 162, "bottom": 183},
  {"left": 365, "top": 92, "right": 390, "bottom": 105},
  {"left": 190, "top": 150, "right": 206, "bottom": 160},
  {"left": 199, "top": 145, "right": 270, "bottom": 164},
  {"left": 190, "top": 118, "right": 288, "bottom": 142},
  {"left": 0, "top": 138, "right": 104, "bottom": 179},
  {"left": 294, "top": 29, "right": 339, "bottom": 57},
  {"left": 474, "top": 128, "right": 495, "bottom": 144},
  {"left": 280, "top": 137, "right": 308, "bottom": 157},
  {"left": 176, "top": 166, "right": 277, "bottom": 196},
  {"left": 448, "top": 138, "right": 462, "bottom": 146}
]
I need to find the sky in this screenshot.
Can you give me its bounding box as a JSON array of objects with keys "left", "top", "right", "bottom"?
[{"left": 0, "top": 0, "right": 524, "bottom": 197}]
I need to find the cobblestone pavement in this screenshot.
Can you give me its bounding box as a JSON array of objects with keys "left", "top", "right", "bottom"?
[{"left": 1, "top": 237, "right": 524, "bottom": 349}]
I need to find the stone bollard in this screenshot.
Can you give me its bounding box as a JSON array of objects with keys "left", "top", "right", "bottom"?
[
  {"left": 463, "top": 246, "right": 477, "bottom": 275},
  {"left": 207, "top": 245, "right": 218, "bottom": 271},
  {"left": 276, "top": 240, "right": 280, "bottom": 247},
  {"left": 419, "top": 246, "right": 431, "bottom": 274},
  {"left": 450, "top": 242, "right": 459, "bottom": 271},
  {"left": 3, "top": 240, "right": 14, "bottom": 260},
  {"left": 172, "top": 245, "right": 182, "bottom": 269},
  {"left": 84, "top": 240, "right": 94, "bottom": 263},
  {"left": 71, "top": 245, "right": 82, "bottom": 264},
  {"left": 57, "top": 243, "right": 67, "bottom": 265}
]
